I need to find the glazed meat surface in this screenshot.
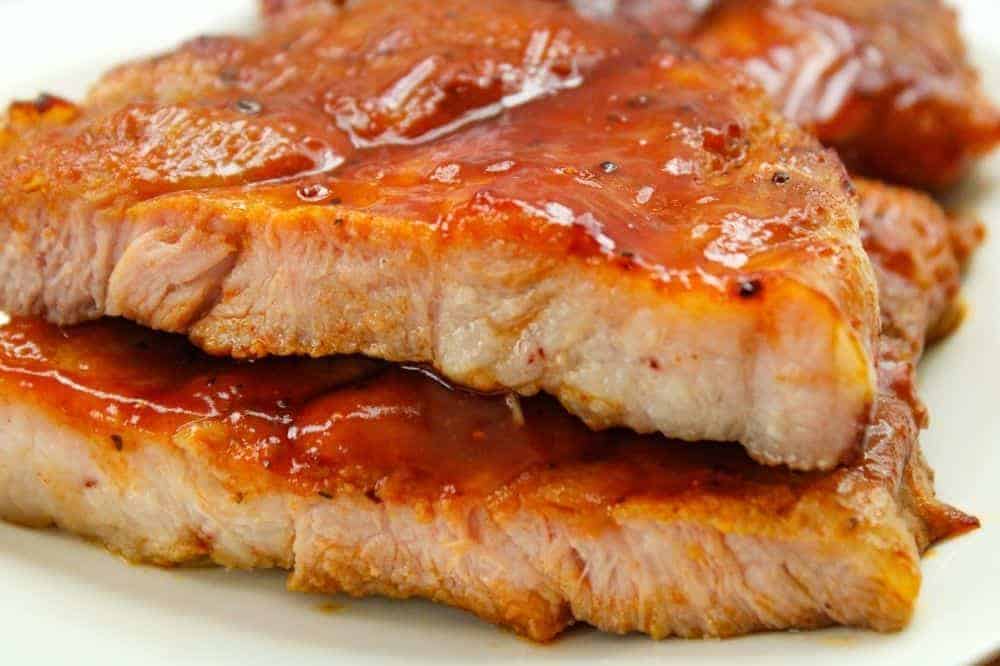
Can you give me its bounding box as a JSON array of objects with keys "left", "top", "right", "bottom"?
[
  {"left": 0, "top": 0, "right": 879, "bottom": 469},
  {"left": 0, "top": 322, "right": 974, "bottom": 642},
  {"left": 855, "top": 178, "right": 981, "bottom": 356},
  {"left": 0, "top": 320, "right": 975, "bottom": 640},
  {"left": 691, "top": 0, "right": 1000, "bottom": 190},
  {"left": 576, "top": 0, "right": 1000, "bottom": 189},
  {"left": 0, "top": 335, "right": 974, "bottom": 641},
  {"left": 0, "top": 182, "right": 978, "bottom": 640}
]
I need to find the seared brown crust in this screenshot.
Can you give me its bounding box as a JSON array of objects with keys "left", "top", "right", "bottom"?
[
  {"left": 855, "top": 178, "right": 981, "bottom": 361},
  {"left": 0, "top": 175, "right": 980, "bottom": 639},
  {"left": 590, "top": 0, "right": 1000, "bottom": 190},
  {"left": 0, "top": 0, "right": 880, "bottom": 469},
  {"left": 0, "top": 312, "right": 977, "bottom": 641}
]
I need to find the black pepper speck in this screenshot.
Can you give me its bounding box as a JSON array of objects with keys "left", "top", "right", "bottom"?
[
  {"left": 738, "top": 279, "right": 762, "bottom": 299},
  {"left": 235, "top": 99, "right": 262, "bottom": 114}
]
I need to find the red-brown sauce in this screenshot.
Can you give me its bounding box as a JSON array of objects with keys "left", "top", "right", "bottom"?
[
  {"left": 567, "top": 0, "right": 1000, "bottom": 188},
  {"left": 2, "top": 0, "right": 855, "bottom": 298},
  {"left": 0, "top": 316, "right": 979, "bottom": 538},
  {"left": 684, "top": 0, "right": 1000, "bottom": 189},
  {"left": 0, "top": 316, "right": 829, "bottom": 507}
]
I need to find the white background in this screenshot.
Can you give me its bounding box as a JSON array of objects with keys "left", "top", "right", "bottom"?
[{"left": 0, "top": 1, "right": 996, "bottom": 663}]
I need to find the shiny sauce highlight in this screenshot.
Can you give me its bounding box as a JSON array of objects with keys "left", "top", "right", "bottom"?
[{"left": 0, "top": 316, "right": 831, "bottom": 507}]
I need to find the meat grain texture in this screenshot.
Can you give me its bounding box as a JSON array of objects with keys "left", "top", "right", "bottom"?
[
  {"left": 0, "top": 180, "right": 979, "bottom": 640},
  {"left": 0, "top": 0, "right": 881, "bottom": 470}
]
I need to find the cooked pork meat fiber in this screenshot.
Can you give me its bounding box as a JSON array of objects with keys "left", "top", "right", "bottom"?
[
  {"left": 0, "top": 323, "right": 949, "bottom": 642},
  {"left": 0, "top": 331, "right": 972, "bottom": 640},
  {"left": 0, "top": 0, "right": 879, "bottom": 470},
  {"left": 0, "top": 179, "right": 978, "bottom": 640},
  {"left": 572, "top": 0, "right": 1000, "bottom": 190}
]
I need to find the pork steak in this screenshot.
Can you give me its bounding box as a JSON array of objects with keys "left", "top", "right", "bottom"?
[
  {"left": 0, "top": 315, "right": 976, "bottom": 641},
  {"left": 0, "top": 0, "right": 879, "bottom": 469},
  {"left": 0, "top": 180, "right": 979, "bottom": 640},
  {"left": 574, "top": 0, "right": 1000, "bottom": 190}
]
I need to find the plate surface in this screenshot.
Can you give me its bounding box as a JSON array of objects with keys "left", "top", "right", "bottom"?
[{"left": 0, "top": 1, "right": 997, "bottom": 663}]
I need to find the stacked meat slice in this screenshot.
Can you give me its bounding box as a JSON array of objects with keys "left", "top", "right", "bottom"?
[
  {"left": 2, "top": 0, "right": 882, "bottom": 470},
  {"left": 576, "top": 0, "right": 1000, "bottom": 190},
  {"left": 0, "top": 191, "right": 979, "bottom": 638},
  {"left": 0, "top": 0, "right": 993, "bottom": 641}
]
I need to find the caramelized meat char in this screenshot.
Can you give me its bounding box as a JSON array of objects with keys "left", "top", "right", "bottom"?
[
  {"left": 0, "top": 0, "right": 985, "bottom": 637},
  {"left": 0, "top": 0, "right": 880, "bottom": 470},
  {"left": 0, "top": 169, "right": 978, "bottom": 640},
  {"left": 572, "top": 0, "right": 1000, "bottom": 190}
]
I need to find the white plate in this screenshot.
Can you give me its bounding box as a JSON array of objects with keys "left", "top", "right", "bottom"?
[{"left": 0, "top": 1, "right": 997, "bottom": 663}]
